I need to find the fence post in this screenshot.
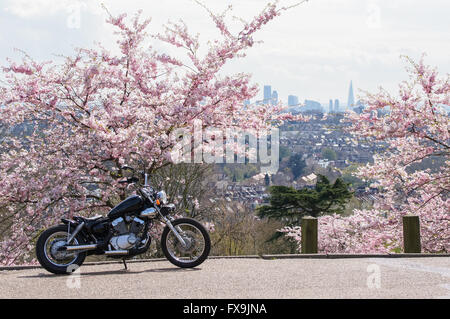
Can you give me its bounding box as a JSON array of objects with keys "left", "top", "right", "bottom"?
[
  {"left": 403, "top": 215, "right": 421, "bottom": 253},
  {"left": 301, "top": 216, "right": 318, "bottom": 254}
]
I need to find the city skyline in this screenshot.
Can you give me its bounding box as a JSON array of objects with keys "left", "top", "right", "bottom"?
[
  {"left": 256, "top": 80, "right": 357, "bottom": 111},
  {"left": 0, "top": 1, "right": 448, "bottom": 103}
]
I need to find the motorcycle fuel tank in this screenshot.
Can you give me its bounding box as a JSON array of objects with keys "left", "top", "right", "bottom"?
[{"left": 108, "top": 195, "right": 144, "bottom": 219}]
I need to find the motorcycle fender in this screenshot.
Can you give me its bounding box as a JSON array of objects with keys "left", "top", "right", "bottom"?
[{"left": 61, "top": 218, "right": 78, "bottom": 226}]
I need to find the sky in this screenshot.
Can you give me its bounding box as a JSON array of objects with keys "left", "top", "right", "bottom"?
[{"left": 0, "top": 0, "right": 449, "bottom": 106}]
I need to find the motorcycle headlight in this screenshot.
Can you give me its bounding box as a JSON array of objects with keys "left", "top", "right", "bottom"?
[{"left": 156, "top": 191, "right": 168, "bottom": 205}]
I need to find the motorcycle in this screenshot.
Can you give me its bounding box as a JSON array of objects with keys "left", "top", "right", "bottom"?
[{"left": 35, "top": 166, "right": 211, "bottom": 274}]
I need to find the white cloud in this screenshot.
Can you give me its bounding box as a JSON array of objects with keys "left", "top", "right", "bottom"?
[
  {"left": 3, "top": 0, "right": 70, "bottom": 18},
  {"left": 0, "top": 0, "right": 449, "bottom": 104}
]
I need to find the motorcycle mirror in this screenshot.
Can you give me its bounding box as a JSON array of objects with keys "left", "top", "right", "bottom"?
[
  {"left": 129, "top": 176, "right": 140, "bottom": 183},
  {"left": 121, "top": 165, "right": 135, "bottom": 178}
]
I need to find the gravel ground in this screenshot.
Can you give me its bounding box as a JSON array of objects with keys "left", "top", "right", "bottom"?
[{"left": 0, "top": 257, "right": 449, "bottom": 299}]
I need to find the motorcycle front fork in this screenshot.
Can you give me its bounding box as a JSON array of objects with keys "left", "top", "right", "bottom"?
[{"left": 161, "top": 216, "right": 187, "bottom": 247}]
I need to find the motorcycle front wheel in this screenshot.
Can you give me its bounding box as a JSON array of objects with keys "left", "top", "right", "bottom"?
[{"left": 161, "top": 218, "right": 211, "bottom": 268}]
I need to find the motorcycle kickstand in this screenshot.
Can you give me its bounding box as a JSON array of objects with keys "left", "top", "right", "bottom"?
[{"left": 122, "top": 258, "right": 128, "bottom": 271}]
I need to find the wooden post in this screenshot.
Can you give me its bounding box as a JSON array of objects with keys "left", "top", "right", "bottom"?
[
  {"left": 301, "top": 216, "right": 318, "bottom": 254},
  {"left": 403, "top": 215, "right": 421, "bottom": 253}
]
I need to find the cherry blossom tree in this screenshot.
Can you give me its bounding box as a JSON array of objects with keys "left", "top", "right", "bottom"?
[
  {"left": 282, "top": 56, "right": 449, "bottom": 253},
  {"left": 0, "top": 2, "right": 306, "bottom": 265}
]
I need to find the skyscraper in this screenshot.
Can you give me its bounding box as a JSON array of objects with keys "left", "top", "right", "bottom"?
[
  {"left": 353, "top": 100, "right": 365, "bottom": 114},
  {"left": 334, "top": 99, "right": 340, "bottom": 112},
  {"left": 304, "top": 100, "right": 323, "bottom": 113},
  {"left": 348, "top": 80, "right": 355, "bottom": 109},
  {"left": 263, "top": 85, "right": 272, "bottom": 104},
  {"left": 271, "top": 90, "right": 278, "bottom": 105},
  {"left": 288, "top": 95, "right": 299, "bottom": 107},
  {"left": 329, "top": 99, "right": 333, "bottom": 113}
]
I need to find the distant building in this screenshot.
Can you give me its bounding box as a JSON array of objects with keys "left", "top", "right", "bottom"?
[
  {"left": 303, "top": 99, "right": 323, "bottom": 113},
  {"left": 288, "top": 95, "right": 299, "bottom": 107},
  {"left": 334, "top": 99, "right": 340, "bottom": 112},
  {"left": 353, "top": 100, "right": 365, "bottom": 114},
  {"left": 271, "top": 90, "right": 278, "bottom": 105},
  {"left": 347, "top": 80, "right": 355, "bottom": 109},
  {"left": 263, "top": 85, "right": 272, "bottom": 104},
  {"left": 329, "top": 99, "right": 333, "bottom": 113},
  {"left": 318, "top": 159, "right": 330, "bottom": 168},
  {"left": 301, "top": 173, "right": 317, "bottom": 185},
  {"left": 377, "top": 108, "right": 389, "bottom": 117}
]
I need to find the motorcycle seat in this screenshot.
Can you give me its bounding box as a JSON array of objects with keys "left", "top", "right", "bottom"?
[
  {"left": 75, "top": 215, "right": 105, "bottom": 224},
  {"left": 83, "top": 215, "right": 103, "bottom": 221}
]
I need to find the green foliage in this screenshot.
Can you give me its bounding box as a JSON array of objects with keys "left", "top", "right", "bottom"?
[
  {"left": 321, "top": 148, "right": 337, "bottom": 161},
  {"left": 279, "top": 145, "right": 292, "bottom": 162},
  {"left": 257, "top": 175, "right": 353, "bottom": 224},
  {"left": 209, "top": 204, "right": 297, "bottom": 256},
  {"left": 287, "top": 153, "right": 306, "bottom": 180},
  {"left": 151, "top": 163, "right": 213, "bottom": 219},
  {"left": 340, "top": 164, "right": 368, "bottom": 189},
  {"left": 341, "top": 174, "right": 365, "bottom": 189},
  {"left": 223, "top": 164, "right": 259, "bottom": 182}
]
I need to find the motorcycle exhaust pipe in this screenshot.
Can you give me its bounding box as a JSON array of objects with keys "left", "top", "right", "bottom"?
[
  {"left": 65, "top": 244, "right": 97, "bottom": 251},
  {"left": 104, "top": 250, "right": 128, "bottom": 255}
]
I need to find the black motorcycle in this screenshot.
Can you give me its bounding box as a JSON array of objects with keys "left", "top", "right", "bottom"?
[{"left": 35, "top": 166, "right": 211, "bottom": 274}]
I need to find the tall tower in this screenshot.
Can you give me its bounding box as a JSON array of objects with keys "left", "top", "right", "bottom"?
[
  {"left": 334, "top": 99, "right": 340, "bottom": 112},
  {"left": 348, "top": 80, "right": 355, "bottom": 109},
  {"left": 263, "top": 85, "right": 272, "bottom": 104},
  {"left": 329, "top": 99, "right": 333, "bottom": 113},
  {"left": 271, "top": 90, "right": 278, "bottom": 105}
]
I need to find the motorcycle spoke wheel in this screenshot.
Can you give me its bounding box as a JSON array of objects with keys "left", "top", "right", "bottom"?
[
  {"left": 44, "top": 231, "right": 79, "bottom": 267},
  {"left": 165, "top": 224, "right": 205, "bottom": 264}
]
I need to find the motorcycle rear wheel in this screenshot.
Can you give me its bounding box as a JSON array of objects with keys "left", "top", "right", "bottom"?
[{"left": 36, "top": 224, "right": 87, "bottom": 275}]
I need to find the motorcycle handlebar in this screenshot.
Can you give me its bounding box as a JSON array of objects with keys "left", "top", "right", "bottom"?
[
  {"left": 120, "top": 165, "right": 152, "bottom": 186},
  {"left": 118, "top": 177, "right": 140, "bottom": 184}
]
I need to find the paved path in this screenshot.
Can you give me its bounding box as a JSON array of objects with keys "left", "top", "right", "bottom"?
[{"left": 1, "top": 257, "right": 449, "bottom": 298}]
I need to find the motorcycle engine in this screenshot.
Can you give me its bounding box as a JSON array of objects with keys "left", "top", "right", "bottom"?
[{"left": 109, "top": 216, "right": 145, "bottom": 250}]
